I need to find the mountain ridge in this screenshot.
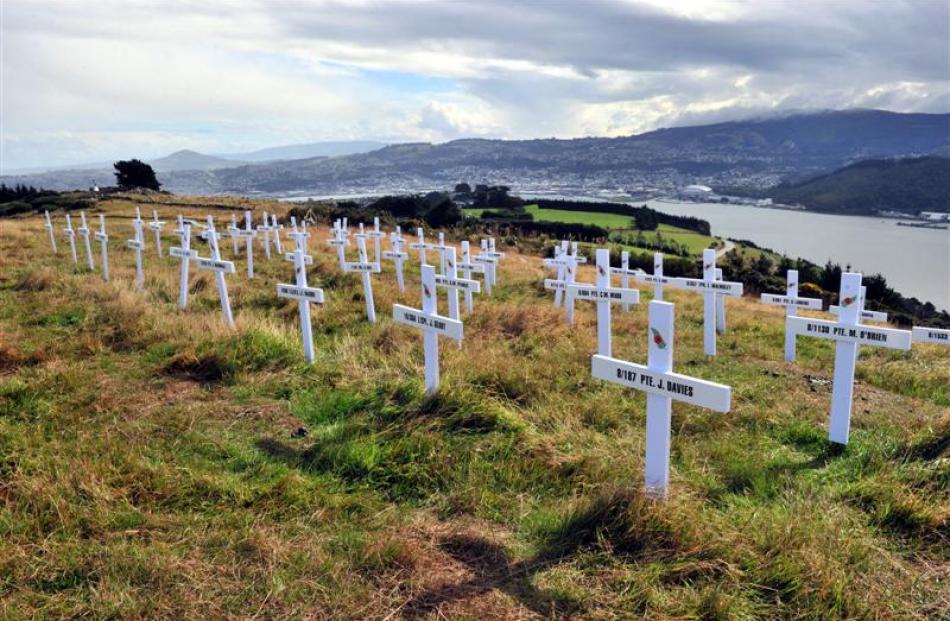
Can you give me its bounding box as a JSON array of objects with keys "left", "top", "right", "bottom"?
[
  {"left": 750, "top": 155, "right": 950, "bottom": 214},
  {"left": 3, "top": 109, "right": 947, "bottom": 199}
]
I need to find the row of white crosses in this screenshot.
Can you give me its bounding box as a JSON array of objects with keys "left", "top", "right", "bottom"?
[
  {"left": 49, "top": 209, "right": 109, "bottom": 282},
  {"left": 409, "top": 227, "right": 502, "bottom": 293},
  {"left": 547, "top": 244, "right": 742, "bottom": 358},
  {"left": 632, "top": 250, "right": 743, "bottom": 356},
  {"left": 385, "top": 227, "right": 502, "bottom": 393}
]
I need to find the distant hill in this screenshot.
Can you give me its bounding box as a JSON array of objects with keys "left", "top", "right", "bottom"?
[
  {"left": 765, "top": 156, "right": 950, "bottom": 214},
  {"left": 3, "top": 110, "right": 947, "bottom": 196},
  {"left": 149, "top": 150, "right": 245, "bottom": 172},
  {"left": 217, "top": 140, "right": 388, "bottom": 162}
]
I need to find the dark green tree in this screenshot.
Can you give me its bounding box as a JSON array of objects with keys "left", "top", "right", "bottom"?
[{"left": 114, "top": 159, "right": 161, "bottom": 191}]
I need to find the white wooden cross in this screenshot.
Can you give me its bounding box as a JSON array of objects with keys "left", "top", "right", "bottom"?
[
  {"left": 169, "top": 220, "right": 198, "bottom": 309},
  {"left": 344, "top": 235, "right": 380, "bottom": 323},
  {"left": 242, "top": 210, "right": 257, "bottom": 278},
  {"left": 592, "top": 299, "right": 732, "bottom": 498},
  {"left": 487, "top": 238, "right": 505, "bottom": 286},
  {"left": 95, "top": 214, "right": 109, "bottom": 281},
  {"left": 382, "top": 228, "right": 409, "bottom": 292},
  {"left": 788, "top": 272, "right": 911, "bottom": 445},
  {"left": 715, "top": 268, "right": 727, "bottom": 334},
  {"left": 567, "top": 248, "right": 640, "bottom": 356},
  {"left": 473, "top": 239, "right": 499, "bottom": 295},
  {"left": 44, "top": 210, "right": 58, "bottom": 254},
  {"left": 327, "top": 220, "right": 348, "bottom": 269},
  {"left": 77, "top": 211, "right": 96, "bottom": 270},
  {"left": 392, "top": 264, "right": 464, "bottom": 395},
  {"left": 277, "top": 244, "right": 324, "bottom": 363},
  {"left": 148, "top": 210, "right": 166, "bottom": 257},
  {"left": 257, "top": 211, "right": 273, "bottom": 260},
  {"left": 270, "top": 214, "right": 284, "bottom": 255},
  {"left": 569, "top": 241, "right": 588, "bottom": 265},
  {"left": 63, "top": 213, "right": 78, "bottom": 264},
  {"left": 620, "top": 251, "right": 632, "bottom": 311},
  {"left": 759, "top": 269, "right": 823, "bottom": 362},
  {"left": 288, "top": 217, "right": 311, "bottom": 255},
  {"left": 912, "top": 325, "right": 950, "bottom": 346},
  {"left": 697, "top": 251, "right": 741, "bottom": 355},
  {"left": 301, "top": 221, "right": 311, "bottom": 253},
  {"left": 367, "top": 217, "right": 385, "bottom": 264},
  {"left": 434, "top": 232, "right": 452, "bottom": 268},
  {"left": 436, "top": 246, "right": 481, "bottom": 321},
  {"left": 609, "top": 249, "right": 640, "bottom": 312},
  {"left": 829, "top": 287, "right": 888, "bottom": 323},
  {"left": 633, "top": 252, "right": 665, "bottom": 300},
  {"left": 459, "top": 240, "right": 486, "bottom": 314},
  {"left": 411, "top": 227, "right": 428, "bottom": 264},
  {"left": 196, "top": 217, "right": 236, "bottom": 327},
  {"left": 228, "top": 213, "right": 241, "bottom": 256},
  {"left": 410, "top": 228, "right": 443, "bottom": 266},
  {"left": 543, "top": 253, "right": 578, "bottom": 324},
  {"left": 127, "top": 215, "right": 145, "bottom": 289},
  {"left": 546, "top": 241, "right": 570, "bottom": 307}
]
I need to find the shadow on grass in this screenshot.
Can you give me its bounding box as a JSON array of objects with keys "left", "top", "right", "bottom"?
[
  {"left": 401, "top": 533, "right": 585, "bottom": 619},
  {"left": 402, "top": 486, "right": 698, "bottom": 619},
  {"left": 255, "top": 437, "right": 301, "bottom": 464}
]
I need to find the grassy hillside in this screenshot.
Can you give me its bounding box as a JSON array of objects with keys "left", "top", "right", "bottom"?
[
  {"left": 1, "top": 195, "right": 947, "bottom": 619},
  {"left": 764, "top": 156, "right": 950, "bottom": 214},
  {"left": 465, "top": 205, "right": 716, "bottom": 256}
]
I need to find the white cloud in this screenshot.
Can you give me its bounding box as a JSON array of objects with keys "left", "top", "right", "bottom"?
[{"left": 1, "top": 0, "right": 947, "bottom": 170}]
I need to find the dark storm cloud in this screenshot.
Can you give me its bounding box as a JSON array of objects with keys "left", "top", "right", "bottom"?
[{"left": 266, "top": 0, "right": 949, "bottom": 80}]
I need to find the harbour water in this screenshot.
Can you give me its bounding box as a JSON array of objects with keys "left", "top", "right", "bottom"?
[{"left": 645, "top": 200, "right": 949, "bottom": 311}]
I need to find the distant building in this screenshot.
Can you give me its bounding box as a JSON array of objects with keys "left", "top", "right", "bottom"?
[
  {"left": 677, "top": 184, "right": 714, "bottom": 200},
  {"left": 919, "top": 211, "right": 949, "bottom": 222}
]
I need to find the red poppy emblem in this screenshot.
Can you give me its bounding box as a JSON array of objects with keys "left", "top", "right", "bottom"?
[{"left": 650, "top": 327, "right": 667, "bottom": 350}]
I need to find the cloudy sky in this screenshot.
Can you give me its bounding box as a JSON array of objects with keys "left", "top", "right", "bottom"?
[{"left": 1, "top": 0, "right": 948, "bottom": 170}]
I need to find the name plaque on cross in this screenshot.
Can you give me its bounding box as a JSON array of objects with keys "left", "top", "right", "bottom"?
[
  {"left": 277, "top": 285, "right": 325, "bottom": 303},
  {"left": 911, "top": 326, "right": 949, "bottom": 344},
  {"left": 392, "top": 304, "right": 464, "bottom": 339},
  {"left": 787, "top": 317, "right": 911, "bottom": 349}
]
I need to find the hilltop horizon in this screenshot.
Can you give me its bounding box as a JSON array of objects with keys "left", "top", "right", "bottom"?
[{"left": 3, "top": 107, "right": 947, "bottom": 176}]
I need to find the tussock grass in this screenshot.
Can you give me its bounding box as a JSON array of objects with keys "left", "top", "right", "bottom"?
[{"left": 1, "top": 195, "right": 947, "bottom": 619}]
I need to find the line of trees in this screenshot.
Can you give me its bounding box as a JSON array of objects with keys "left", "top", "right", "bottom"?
[{"left": 0, "top": 183, "right": 53, "bottom": 203}]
